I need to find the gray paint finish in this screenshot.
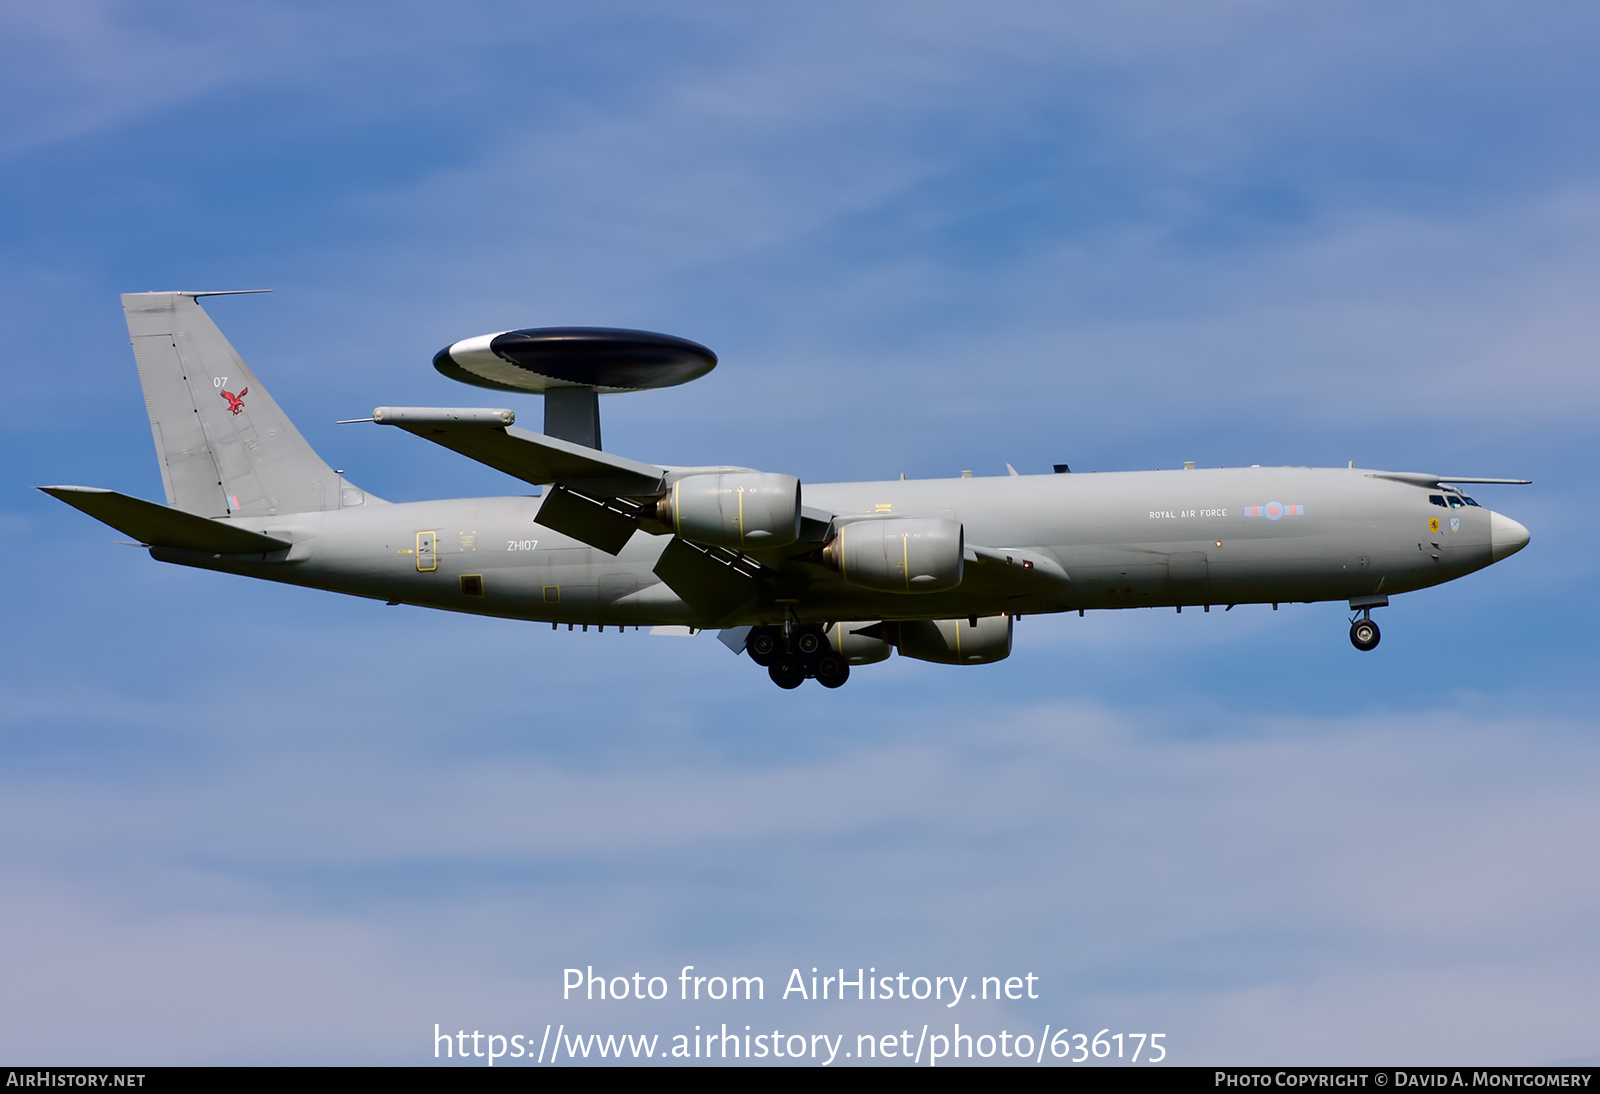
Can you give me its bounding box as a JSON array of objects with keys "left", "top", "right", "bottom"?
[
  {"left": 169, "top": 465, "right": 1510, "bottom": 626},
  {"left": 49, "top": 295, "right": 1531, "bottom": 682},
  {"left": 122, "top": 292, "right": 365, "bottom": 518}
]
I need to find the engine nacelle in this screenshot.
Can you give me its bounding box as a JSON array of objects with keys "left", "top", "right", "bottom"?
[
  {"left": 896, "top": 615, "right": 1012, "bottom": 665},
  {"left": 827, "top": 622, "right": 893, "bottom": 665},
  {"left": 823, "top": 517, "right": 964, "bottom": 593},
  {"left": 656, "top": 472, "right": 801, "bottom": 549}
]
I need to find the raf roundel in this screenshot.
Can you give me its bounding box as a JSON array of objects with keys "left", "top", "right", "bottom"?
[
  {"left": 1243, "top": 502, "right": 1303, "bottom": 520},
  {"left": 432, "top": 327, "right": 717, "bottom": 395}
]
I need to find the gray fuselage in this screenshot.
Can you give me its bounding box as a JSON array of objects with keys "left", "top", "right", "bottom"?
[{"left": 157, "top": 465, "right": 1508, "bottom": 627}]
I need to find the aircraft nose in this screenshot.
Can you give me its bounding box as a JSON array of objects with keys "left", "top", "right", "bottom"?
[{"left": 1489, "top": 511, "right": 1530, "bottom": 561}]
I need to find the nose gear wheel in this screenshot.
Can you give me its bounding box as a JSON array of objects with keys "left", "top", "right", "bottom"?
[{"left": 1349, "top": 618, "right": 1380, "bottom": 651}]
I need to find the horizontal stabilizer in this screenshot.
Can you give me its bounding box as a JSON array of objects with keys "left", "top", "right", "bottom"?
[
  {"left": 371, "top": 408, "right": 666, "bottom": 496},
  {"left": 40, "top": 486, "right": 291, "bottom": 554}
]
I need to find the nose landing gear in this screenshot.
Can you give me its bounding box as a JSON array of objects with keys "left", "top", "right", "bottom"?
[
  {"left": 746, "top": 623, "right": 851, "bottom": 688},
  {"left": 1349, "top": 616, "right": 1381, "bottom": 651},
  {"left": 1347, "top": 595, "right": 1387, "bottom": 652}
]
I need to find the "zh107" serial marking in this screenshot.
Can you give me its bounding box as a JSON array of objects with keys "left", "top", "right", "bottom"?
[{"left": 507, "top": 539, "right": 540, "bottom": 551}]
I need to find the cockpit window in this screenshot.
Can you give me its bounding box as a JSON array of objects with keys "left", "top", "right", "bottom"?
[
  {"left": 1462, "top": 495, "right": 1480, "bottom": 506},
  {"left": 1429, "top": 495, "right": 1447, "bottom": 507},
  {"left": 1447, "top": 495, "right": 1464, "bottom": 508}
]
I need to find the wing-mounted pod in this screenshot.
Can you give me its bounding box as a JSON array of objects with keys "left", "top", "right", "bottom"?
[
  {"left": 655, "top": 472, "right": 801, "bottom": 549},
  {"left": 827, "top": 622, "right": 894, "bottom": 665},
  {"left": 823, "top": 517, "right": 964, "bottom": 593},
  {"left": 896, "top": 615, "right": 1013, "bottom": 665}
]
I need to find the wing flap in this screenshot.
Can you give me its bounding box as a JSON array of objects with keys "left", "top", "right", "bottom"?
[
  {"left": 533, "top": 483, "right": 641, "bottom": 554},
  {"left": 652, "top": 538, "right": 762, "bottom": 624},
  {"left": 40, "top": 486, "right": 292, "bottom": 554}
]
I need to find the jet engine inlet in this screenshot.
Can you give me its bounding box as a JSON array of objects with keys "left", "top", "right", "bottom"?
[
  {"left": 823, "top": 517, "right": 964, "bottom": 593},
  {"left": 656, "top": 472, "right": 801, "bottom": 549}
]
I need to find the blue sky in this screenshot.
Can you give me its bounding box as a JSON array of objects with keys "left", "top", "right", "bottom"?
[{"left": 2, "top": 0, "right": 1597, "bottom": 1065}]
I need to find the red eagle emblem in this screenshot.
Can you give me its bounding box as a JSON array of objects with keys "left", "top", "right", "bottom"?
[{"left": 220, "top": 387, "right": 249, "bottom": 415}]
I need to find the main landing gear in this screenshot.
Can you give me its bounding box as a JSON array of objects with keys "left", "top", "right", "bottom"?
[{"left": 745, "top": 624, "right": 850, "bottom": 689}]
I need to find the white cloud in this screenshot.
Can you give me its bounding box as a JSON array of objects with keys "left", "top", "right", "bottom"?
[{"left": 2, "top": 687, "right": 1595, "bottom": 1062}]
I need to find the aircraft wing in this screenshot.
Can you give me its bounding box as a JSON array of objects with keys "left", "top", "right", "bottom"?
[
  {"left": 369, "top": 407, "right": 667, "bottom": 497},
  {"left": 367, "top": 408, "right": 1069, "bottom": 609},
  {"left": 1368, "top": 472, "right": 1533, "bottom": 487},
  {"left": 370, "top": 407, "right": 775, "bottom": 557}
]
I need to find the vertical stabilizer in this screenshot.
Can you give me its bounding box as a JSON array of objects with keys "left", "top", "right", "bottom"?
[{"left": 122, "top": 292, "right": 367, "bottom": 517}]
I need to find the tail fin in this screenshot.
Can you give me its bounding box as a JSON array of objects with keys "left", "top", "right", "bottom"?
[{"left": 122, "top": 292, "right": 371, "bottom": 516}]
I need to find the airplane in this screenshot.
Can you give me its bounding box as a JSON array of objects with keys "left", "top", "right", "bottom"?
[{"left": 41, "top": 291, "right": 1532, "bottom": 690}]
